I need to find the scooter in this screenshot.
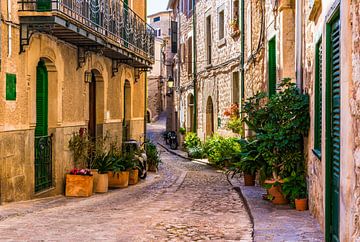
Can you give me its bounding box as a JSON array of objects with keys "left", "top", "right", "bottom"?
[{"left": 167, "top": 131, "right": 178, "bottom": 150}]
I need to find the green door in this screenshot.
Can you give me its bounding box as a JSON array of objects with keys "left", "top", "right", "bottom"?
[
  {"left": 36, "top": 0, "right": 51, "bottom": 11},
  {"left": 268, "top": 37, "right": 277, "bottom": 97},
  {"left": 35, "top": 60, "right": 52, "bottom": 192},
  {"left": 326, "top": 14, "right": 340, "bottom": 242}
]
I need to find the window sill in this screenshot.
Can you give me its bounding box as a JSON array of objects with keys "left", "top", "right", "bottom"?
[
  {"left": 205, "top": 64, "right": 213, "bottom": 69},
  {"left": 218, "top": 38, "right": 226, "bottom": 48},
  {"left": 312, "top": 149, "right": 321, "bottom": 160}
]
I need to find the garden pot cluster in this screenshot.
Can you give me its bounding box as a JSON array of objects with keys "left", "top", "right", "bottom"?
[{"left": 66, "top": 131, "right": 161, "bottom": 197}]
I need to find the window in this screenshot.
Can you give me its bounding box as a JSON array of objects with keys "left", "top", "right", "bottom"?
[
  {"left": 171, "top": 21, "right": 178, "bottom": 53},
  {"left": 187, "top": 37, "right": 192, "bottom": 75},
  {"left": 206, "top": 15, "right": 212, "bottom": 64},
  {"left": 313, "top": 38, "right": 322, "bottom": 157},
  {"left": 188, "top": 0, "right": 193, "bottom": 14},
  {"left": 231, "top": 0, "right": 240, "bottom": 28},
  {"left": 153, "top": 16, "right": 160, "bottom": 22},
  {"left": 156, "top": 29, "right": 161, "bottom": 37},
  {"left": 218, "top": 10, "right": 225, "bottom": 40},
  {"left": 268, "top": 37, "right": 276, "bottom": 97},
  {"left": 232, "top": 72, "right": 240, "bottom": 104}
]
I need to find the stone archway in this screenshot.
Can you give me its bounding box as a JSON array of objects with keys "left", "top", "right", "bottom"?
[
  {"left": 88, "top": 69, "right": 104, "bottom": 140},
  {"left": 187, "top": 93, "right": 194, "bottom": 132},
  {"left": 206, "top": 96, "right": 214, "bottom": 137}
]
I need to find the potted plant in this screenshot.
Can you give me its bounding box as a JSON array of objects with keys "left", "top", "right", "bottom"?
[
  {"left": 65, "top": 168, "right": 94, "bottom": 197},
  {"left": 282, "top": 172, "right": 308, "bottom": 211},
  {"left": 237, "top": 139, "right": 263, "bottom": 186},
  {"left": 126, "top": 152, "right": 140, "bottom": 185},
  {"left": 145, "top": 141, "right": 161, "bottom": 172},
  {"left": 92, "top": 152, "right": 113, "bottom": 193},
  {"left": 108, "top": 154, "right": 131, "bottom": 188},
  {"left": 179, "top": 127, "right": 186, "bottom": 149}
]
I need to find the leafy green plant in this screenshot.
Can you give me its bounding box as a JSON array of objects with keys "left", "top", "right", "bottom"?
[
  {"left": 145, "top": 140, "right": 162, "bottom": 169},
  {"left": 282, "top": 172, "right": 307, "bottom": 203},
  {"left": 68, "top": 128, "right": 91, "bottom": 168},
  {"left": 184, "top": 132, "right": 201, "bottom": 149},
  {"left": 204, "top": 135, "right": 241, "bottom": 167},
  {"left": 224, "top": 103, "right": 242, "bottom": 134},
  {"left": 242, "top": 78, "right": 309, "bottom": 179},
  {"left": 179, "top": 127, "right": 186, "bottom": 135},
  {"left": 187, "top": 146, "right": 205, "bottom": 159}
]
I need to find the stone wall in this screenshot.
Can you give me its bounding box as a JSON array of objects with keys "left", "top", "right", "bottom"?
[{"left": 0, "top": 0, "right": 147, "bottom": 203}]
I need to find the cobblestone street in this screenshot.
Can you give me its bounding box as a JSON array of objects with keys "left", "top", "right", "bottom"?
[{"left": 0, "top": 116, "right": 252, "bottom": 241}]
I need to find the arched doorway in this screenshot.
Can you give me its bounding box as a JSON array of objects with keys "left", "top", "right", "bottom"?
[
  {"left": 35, "top": 58, "right": 57, "bottom": 192},
  {"left": 187, "top": 94, "right": 194, "bottom": 132},
  {"left": 88, "top": 69, "right": 104, "bottom": 140},
  {"left": 123, "top": 80, "right": 131, "bottom": 140},
  {"left": 206, "top": 96, "right": 214, "bottom": 137}
]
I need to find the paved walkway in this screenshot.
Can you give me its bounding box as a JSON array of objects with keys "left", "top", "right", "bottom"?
[
  {"left": 0, "top": 114, "right": 252, "bottom": 241},
  {"left": 157, "top": 113, "right": 324, "bottom": 242}
]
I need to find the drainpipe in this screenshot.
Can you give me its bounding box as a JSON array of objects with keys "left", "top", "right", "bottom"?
[
  {"left": 295, "top": 0, "right": 303, "bottom": 91},
  {"left": 240, "top": 0, "right": 245, "bottom": 137},
  {"left": 192, "top": 0, "right": 197, "bottom": 133}
]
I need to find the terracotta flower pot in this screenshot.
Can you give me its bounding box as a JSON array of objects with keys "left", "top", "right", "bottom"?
[
  {"left": 95, "top": 173, "right": 108, "bottom": 193},
  {"left": 91, "top": 169, "right": 99, "bottom": 194},
  {"left": 129, "top": 169, "right": 139, "bottom": 185},
  {"left": 244, "top": 173, "right": 256, "bottom": 186},
  {"left": 295, "top": 198, "right": 308, "bottom": 211},
  {"left": 265, "top": 179, "right": 288, "bottom": 205},
  {"left": 108, "top": 171, "right": 129, "bottom": 188},
  {"left": 65, "top": 174, "right": 93, "bottom": 197}
]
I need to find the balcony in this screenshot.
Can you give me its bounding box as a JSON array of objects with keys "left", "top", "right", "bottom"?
[{"left": 18, "top": 0, "right": 155, "bottom": 69}]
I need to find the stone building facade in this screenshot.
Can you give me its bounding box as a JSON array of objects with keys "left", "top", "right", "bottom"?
[
  {"left": 0, "top": 0, "right": 154, "bottom": 203},
  {"left": 302, "top": 0, "right": 360, "bottom": 240},
  {"left": 147, "top": 10, "right": 174, "bottom": 123},
  {"left": 168, "top": 0, "right": 243, "bottom": 140}
]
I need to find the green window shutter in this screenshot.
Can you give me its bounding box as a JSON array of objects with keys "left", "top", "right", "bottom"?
[
  {"left": 6, "top": 73, "right": 16, "bottom": 101},
  {"left": 35, "top": 60, "right": 48, "bottom": 137},
  {"left": 36, "top": 0, "right": 51, "bottom": 11},
  {"left": 313, "top": 39, "right": 322, "bottom": 157},
  {"left": 330, "top": 16, "right": 341, "bottom": 241},
  {"left": 268, "top": 37, "right": 277, "bottom": 97}
]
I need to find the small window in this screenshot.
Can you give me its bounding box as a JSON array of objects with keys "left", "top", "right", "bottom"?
[
  {"left": 206, "top": 15, "right": 212, "bottom": 64},
  {"left": 157, "top": 29, "right": 161, "bottom": 37},
  {"left": 6, "top": 73, "right": 16, "bottom": 101},
  {"left": 232, "top": 72, "right": 240, "bottom": 104},
  {"left": 153, "top": 16, "right": 160, "bottom": 22},
  {"left": 218, "top": 10, "right": 225, "bottom": 40},
  {"left": 187, "top": 37, "right": 193, "bottom": 75},
  {"left": 188, "top": 0, "right": 193, "bottom": 14}
]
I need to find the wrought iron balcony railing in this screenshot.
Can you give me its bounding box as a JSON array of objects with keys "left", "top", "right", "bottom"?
[{"left": 19, "top": 0, "right": 155, "bottom": 64}]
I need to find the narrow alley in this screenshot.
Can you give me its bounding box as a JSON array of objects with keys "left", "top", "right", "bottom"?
[{"left": 0, "top": 116, "right": 252, "bottom": 241}]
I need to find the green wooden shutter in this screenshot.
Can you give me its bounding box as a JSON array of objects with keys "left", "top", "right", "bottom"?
[
  {"left": 35, "top": 60, "right": 48, "bottom": 137},
  {"left": 268, "top": 37, "right": 277, "bottom": 97},
  {"left": 329, "top": 15, "right": 341, "bottom": 242},
  {"left": 36, "top": 0, "right": 51, "bottom": 11},
  {"left": 314, "top": 40, "right": 322, "bottom": 157},
  {"left": 6, "top": 73, "right": 16, "bottom": 101}
]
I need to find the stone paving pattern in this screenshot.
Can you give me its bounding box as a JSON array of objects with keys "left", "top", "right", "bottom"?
[
  {"left": 0, "top": 117, "right": 252, "bottom": 241},
  {"left": 158, "top": 115, "right": 325, "bottom": 242}
]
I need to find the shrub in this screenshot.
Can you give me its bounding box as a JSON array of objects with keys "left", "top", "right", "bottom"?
[
  {"left": 184, "top": 132, "right": 201, "bottom": 149},
  {"left": 187, "top": 146, "right": 206, "bottom": 159},
  {"left": 204, "top": 135, "right": 241, "bottom": 167},
  {"left": 242, "top": 78, "right": 309, "bottom": 180},
  {"left": 145, "top": 140, "right": 162, "bottom": 168}
]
